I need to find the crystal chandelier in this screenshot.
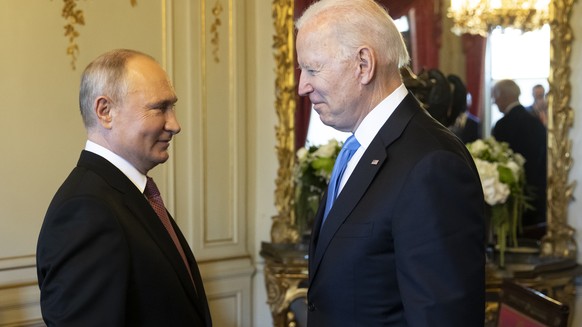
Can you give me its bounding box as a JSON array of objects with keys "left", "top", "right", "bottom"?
[{"left": 448, "top": 0, "right": 550, "bottom": 36}]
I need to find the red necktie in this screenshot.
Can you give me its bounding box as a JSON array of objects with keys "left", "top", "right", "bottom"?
[{"left": 144, "top": 177, "right": 195, "bottom": 285}]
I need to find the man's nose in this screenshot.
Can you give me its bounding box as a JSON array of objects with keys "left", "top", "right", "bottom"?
[
  {"left": 166, "top": 110, "right": 181, "bottom": 135},
  {"left": 298, "top": 73, "right": 313, "bottom": 97}
]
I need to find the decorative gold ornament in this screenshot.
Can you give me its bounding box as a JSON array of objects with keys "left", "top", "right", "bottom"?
[
  {"left": 59, "top": 0, "right": 85, "bottom": 70},
  {"left": 210, "top": 1, "right": 223, "bottom": 63},
  {"left": 264, "top": 262, "right": 307, "bottom": 324},
  {"left": 448, "top": 0, "right": 550, "bottom": 36},
  {"left": 54, "top": 0, "right": 138, "bottom": 69},
  {"left": 541, "top": 0, "right": 577, "bottom": 259},
  {"left": 271, "top": 0, "right": 298, "bottom": 243},
  {"left": 261, "top": 244, "right": 308, "bottom": 326}
]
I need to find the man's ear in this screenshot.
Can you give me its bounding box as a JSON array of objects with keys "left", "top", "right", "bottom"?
[
  {"left": 357, "top": 47, "right": 375, "bottom": 85},
  {"left": 95, "top": 96, "right": 113, "bottom": 129}
]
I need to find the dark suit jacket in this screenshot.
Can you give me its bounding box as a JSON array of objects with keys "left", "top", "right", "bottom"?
[
  {"left": 37, "top": 151, "right": 212, "bottom": 327},
  {"left": 307, "top": 94, "right": 486, "bottom": 326},
  {"left": 450, "top": 112, "right": 481, "bottom": 144},
  {"left": 492, "top": 105, "right": 547, "bottom": 226}
]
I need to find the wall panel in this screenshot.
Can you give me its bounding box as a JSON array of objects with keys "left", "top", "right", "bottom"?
[{"left": 173, "top": 0, "right": 248, "bottom": 259}]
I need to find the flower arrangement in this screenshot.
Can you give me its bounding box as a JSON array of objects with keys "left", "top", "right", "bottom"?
[
  {"left": 466, "top": 137, "right": 529, "bottom": 266},
  {"left": 294, "top": 139, "right": 342, "bottom": 237}
]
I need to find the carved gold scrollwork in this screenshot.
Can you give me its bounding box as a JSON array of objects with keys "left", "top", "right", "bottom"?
[
  {"left": 541, "top": 0, "right": 578, "bottom": 258},
  {"left": 265, "top": 266, "right": 285, "bottom": 311},
  {"left": 264, "top": 261, "right": 308, "bottom": 326},
  {"left": 59, "top": 0, "right": 85, "bottom": 70},
  {"left": 271, "top": 0, "right": 299, "bottom": 243}
]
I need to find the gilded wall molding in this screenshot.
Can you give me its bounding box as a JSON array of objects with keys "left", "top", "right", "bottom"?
[
  {"left": 271, "top": 0, "right": 298, "bottom": 243},
  {"left": 541, "top": 0, "right": 578, "bottom": 258}
]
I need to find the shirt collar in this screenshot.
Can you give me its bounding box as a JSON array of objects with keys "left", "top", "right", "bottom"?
[
  {"left": 354, "top": 83, "right": 408, "bottom": 148},
  {"left": 85, "top": 140, "right": 148, "bottom": 193}
]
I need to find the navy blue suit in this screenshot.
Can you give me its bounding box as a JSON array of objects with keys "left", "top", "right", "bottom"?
[
  {"left": 307, "top": 94, "right": 486, "bottom": 326},
  {"left": 37, "top": 151, "right": 212, "bottom": 327}
]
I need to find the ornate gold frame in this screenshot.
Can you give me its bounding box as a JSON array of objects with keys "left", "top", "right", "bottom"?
[
  {"left": 542, "top": 0, "right": 577, "bottom": 258},
  {"left": 271, "top": 0, "right": 299, "bottom": 243},
  {"left": 270, "top": 0, "right": 577, "bottom": 257}
]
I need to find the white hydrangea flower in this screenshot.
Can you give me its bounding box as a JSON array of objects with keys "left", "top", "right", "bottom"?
[
  {"left": 474, "top": 159, "right": 510, "bottom": 205},
  {"left": 468, "top": 139, "right": 488, "bottom": 156},
  {"left": 296, "top": 147, "right": 309, "bottom": 163},
  {"left": 467, "top": 136, "right": 528, "bottom": 264},
  {"left": 505, "top": 160, "right": 521, "bottom": 181},
  {"left": 314, "top": 139, "right": 339, "bottom": 157}
]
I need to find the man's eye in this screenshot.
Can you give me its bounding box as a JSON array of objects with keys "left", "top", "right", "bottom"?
[{"left": 303, "top": 68, "right": 317, "bottom": 75}]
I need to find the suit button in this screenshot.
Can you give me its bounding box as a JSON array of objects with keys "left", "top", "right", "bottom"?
[{"left": 307, "top": 302, "right": 315, "bottom": 311}]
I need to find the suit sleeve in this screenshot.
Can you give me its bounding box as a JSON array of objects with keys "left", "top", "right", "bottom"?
[
  {"left": 392, "top": 151, "right": 485, "bottom": 327},
  {"left": 37, "top": 196, "right": 129, "bottom": 327}
]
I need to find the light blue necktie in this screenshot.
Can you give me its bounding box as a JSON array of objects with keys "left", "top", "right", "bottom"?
[{"left": 323, "top": 135, "right": 360, "bottom": 224}]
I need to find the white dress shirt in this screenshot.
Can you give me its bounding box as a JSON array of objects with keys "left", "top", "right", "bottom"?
[
  {"left": 84, "top": 140, "right": 148, "bottom": 193},
  {"left": 337, "top": 84, "right": 408, "bottom": 194}
]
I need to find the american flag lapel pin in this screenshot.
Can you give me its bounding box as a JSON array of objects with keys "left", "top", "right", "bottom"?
[{"left": 371, "top": 159, "right": 379, "bottom": 165}]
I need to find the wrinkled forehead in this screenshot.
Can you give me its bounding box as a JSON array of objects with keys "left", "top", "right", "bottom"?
[{"left": 297, "top": 22, "right": 344, "bottom": 62}]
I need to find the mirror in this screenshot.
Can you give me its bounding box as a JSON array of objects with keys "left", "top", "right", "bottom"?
[{"left": 270, "top": 0, "right": 577, "bottom": 258}]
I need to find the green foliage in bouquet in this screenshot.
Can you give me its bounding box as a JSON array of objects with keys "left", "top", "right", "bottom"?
[
  {"left": 294, "top": 139, "right": 341, "bottom": 236},
  {"left": 467, "top": 137, "right": 531, "bottom": 266}
]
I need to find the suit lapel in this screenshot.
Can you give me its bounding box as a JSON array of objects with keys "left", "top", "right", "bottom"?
[
  {"left": 124, "top": 198, "right": 209, "bottom": 320},
  {"left": 77, "top": 151, "right": 206, "bottom": 319},
  {"left": 309, "top": 94, "right": 420, "bottom": 281},
  {"left": 123, "top": 198, "right": 200, "bottom": 296}
]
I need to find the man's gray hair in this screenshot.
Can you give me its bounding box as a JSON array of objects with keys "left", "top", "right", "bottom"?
[
  {"left": 295, "top": 0, "right": 410, "bottom": 68},
  {"left": 79, "top": 49, "right": 155, "bottom": 128},
  {"left": 494, "top": 79, "right": 521, "bottom": 100}
]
